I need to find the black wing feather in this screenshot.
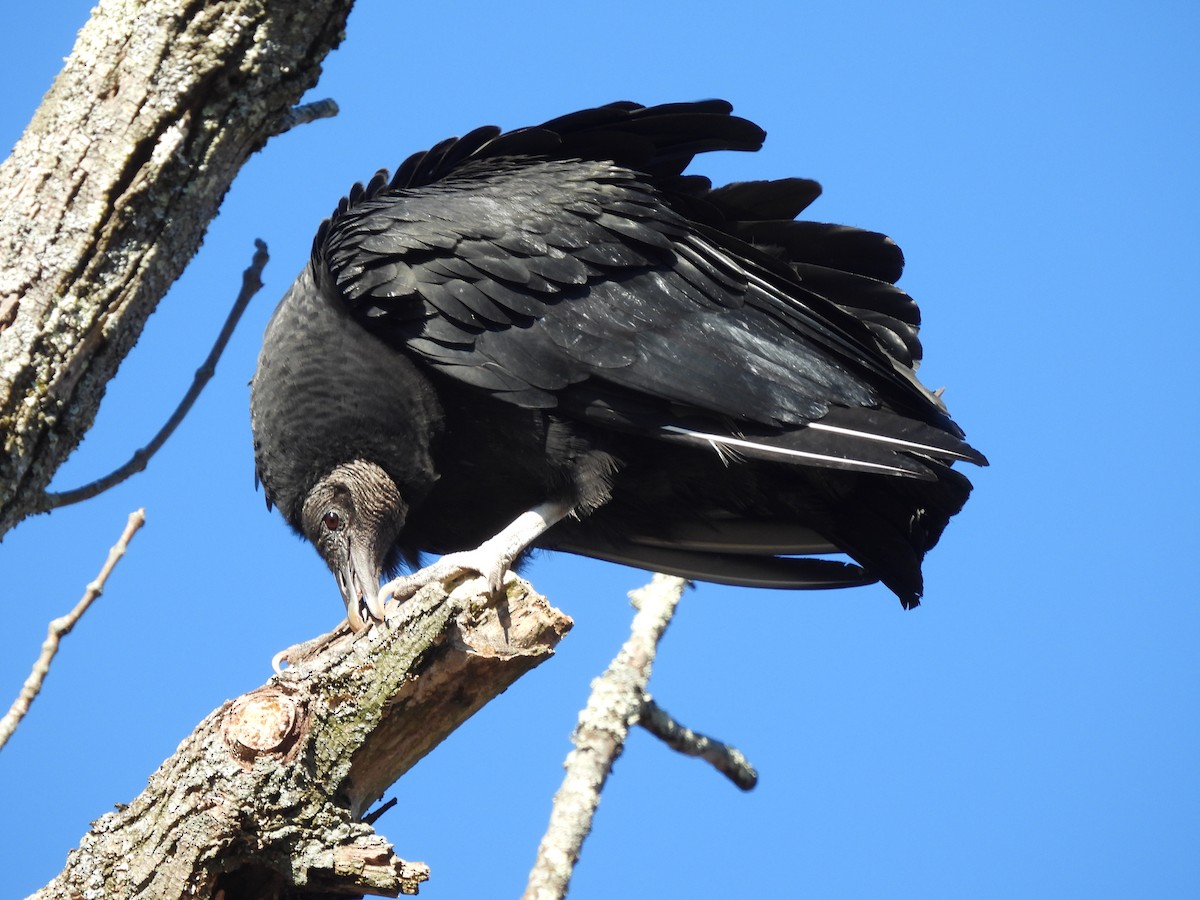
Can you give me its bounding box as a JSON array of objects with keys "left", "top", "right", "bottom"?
[{"left": 315, "top": 99, "right": 981, "bottom": 484}]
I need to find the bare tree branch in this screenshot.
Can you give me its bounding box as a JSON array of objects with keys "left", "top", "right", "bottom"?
[
  {"left": 0, "top": 509, "right": 145, "bottom": 752},
  {"left": 362, "top": 796, "right": 399, "bottom": 828},
  {"left": 523, "top": 573, "right": 688, "bottom": 900},
  {"left": 38, "top": 241, "right": 269, "bottom": 511},
  {"left": 638, "top": 698, "right": 759, "bottom": 791},
  {"left": 34, "top": 574, "right": 573, "bottom": 899},
  {"left": 272, "top": 98, "right": 340, "bottom": 135}
]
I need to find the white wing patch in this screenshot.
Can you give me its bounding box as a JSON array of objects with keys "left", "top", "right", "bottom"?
[{"left": 661, "top": 425, "right": 915, "bottom": 476}]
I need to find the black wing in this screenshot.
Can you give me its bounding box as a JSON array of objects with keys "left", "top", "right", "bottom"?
[{"left": 315, "top": 100, "right": 984, "bottom": 480}]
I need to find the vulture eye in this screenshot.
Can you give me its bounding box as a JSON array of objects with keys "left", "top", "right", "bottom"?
[{"left": 322, "top": 510, "right": 342, "bottom": 532}]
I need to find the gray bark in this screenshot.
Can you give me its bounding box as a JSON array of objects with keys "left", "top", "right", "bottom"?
[
  {"left": 0, "top": 0, "right": 355, "bottom": 537},
  {"left": 523, "top": 574, "right": 687, "bottom": 900},
  {"left": 34, "top": 575, "right": 572, "bottom": 898}
]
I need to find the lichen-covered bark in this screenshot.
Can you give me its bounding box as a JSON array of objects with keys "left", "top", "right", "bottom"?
[
  {"left": 0, "top": 0, "right": 355, "bottom": 537},
  {"left": 523, "top": 574, "right": 686, "bottom": 900},
  {"left": 35, "top": 575, "right": 572, "bottom": 899}
]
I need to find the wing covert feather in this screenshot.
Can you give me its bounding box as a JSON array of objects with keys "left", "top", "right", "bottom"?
[{"left": 312, "top": 101, "right": 977, "bottom": 473}]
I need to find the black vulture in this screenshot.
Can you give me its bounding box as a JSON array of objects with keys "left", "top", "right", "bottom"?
[{"left": 251, "top": 100, "right": 986, "bottom": 631}]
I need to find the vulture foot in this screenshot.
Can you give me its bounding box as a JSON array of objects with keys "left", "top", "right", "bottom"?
[
  {"left": 375, "top": 500, "right": 573, "bottom": 625},
  {"left": 377, "top": 547, "right": 511, "bottom": 616}
]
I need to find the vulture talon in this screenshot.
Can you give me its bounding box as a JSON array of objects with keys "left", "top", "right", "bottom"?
[
  {"left": 377, "top": 502, "right": 572, "bottom": 615},
  {"left": 362, "top": 588, "right": 389, "bottom": 627},
  {"left": 375, "top": 554, "right": 487, "bottom": 612},
  {"left": 346, "top": 595, "right": 368, "bottom": 633}
]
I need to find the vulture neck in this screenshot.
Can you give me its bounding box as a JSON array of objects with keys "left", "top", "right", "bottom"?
[{"left": 251, "top": 263, "right": 445, "bottom": 532}]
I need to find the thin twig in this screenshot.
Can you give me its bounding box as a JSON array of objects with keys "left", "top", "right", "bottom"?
[
  {"left": 362, "top": 796, "right": 398, "bottom": 827},
  {"left": 38, "top": 241, "right": 269, "bottom": 511},
  {"left": 0, "top": 509, "right": 146, "bottom": 752},
  {"left": 523, "top": 573, "right": 688, "bottom": 900},
  {"left": 638, "top": 698, "right": 758, "bottom": 791},
  {"left": 270, "top": 98, "right": 339, "bottom": 136}
]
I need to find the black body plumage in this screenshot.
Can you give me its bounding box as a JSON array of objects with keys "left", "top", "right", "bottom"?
[{"left": 251, "top": 100, "right": 985, "bottom": 626}]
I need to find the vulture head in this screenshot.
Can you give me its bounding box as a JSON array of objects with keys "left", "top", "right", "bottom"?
[{"left": 299, "top": 460, "right": 406, "bottom": 631}]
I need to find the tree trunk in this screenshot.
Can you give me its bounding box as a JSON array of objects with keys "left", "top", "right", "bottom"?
[{"left": 0, "top": 0, "right": 354, "bottom": 538}]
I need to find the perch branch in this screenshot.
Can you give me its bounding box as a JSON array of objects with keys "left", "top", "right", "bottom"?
[
  {"left": 523, "top": 573, "right": 688, "bottom": 900},
  {"left": 35, "top": 573, "right": 572, "bottom": 899},
  {"left": 0, "top": 509, "right": 145, "bottom": 752},
  {"left": 37, "top": 241, "right": 269, "bottom": 511},
  {"left": 638, "top": 698, "right": 758, "bottom": 791}
]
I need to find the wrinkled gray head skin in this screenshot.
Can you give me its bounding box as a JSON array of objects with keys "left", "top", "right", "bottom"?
[{"left": 299, "top": 460, "right": 406, "bottom": 630}]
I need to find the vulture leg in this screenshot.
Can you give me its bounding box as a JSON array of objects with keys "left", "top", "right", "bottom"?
[{"left": 374, "top": 499, "right": 573, "bottom": 621}]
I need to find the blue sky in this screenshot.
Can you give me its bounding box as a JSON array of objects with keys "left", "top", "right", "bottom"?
[{"left": 2, "top": 2, "right": 1197, "bottom": 897}]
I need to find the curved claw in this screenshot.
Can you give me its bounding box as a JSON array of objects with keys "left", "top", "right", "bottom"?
[
  {"left": 346, "top": 596, "right": 368, "bottom": 633},
  {"left": 363, "top": 585, "right": 389, "bottom": 624}
]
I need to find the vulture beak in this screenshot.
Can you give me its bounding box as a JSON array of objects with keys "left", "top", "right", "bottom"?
[{"left": 334, "top": 542, "right": 383, "bottom": 632}]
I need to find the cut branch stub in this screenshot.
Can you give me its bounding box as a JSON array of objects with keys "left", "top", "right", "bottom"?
[{"left": 222, "top": 688, "right": 306, "bottom": 764}]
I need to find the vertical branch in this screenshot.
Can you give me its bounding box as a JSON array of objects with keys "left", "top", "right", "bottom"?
[{"left": 523, "top": 573, "right": 687, "bottom": 900}]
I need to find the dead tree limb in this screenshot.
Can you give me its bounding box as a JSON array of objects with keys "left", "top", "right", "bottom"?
[
  {"left": 34, "top": 574, "right": 572, "bottom": 899},
  {"left": 523, "top": 574, "right": 760, "bottom": 899},
  {"left": 523, "top": 574, "right": 688, "bottom": 900},
  {"left": 638, "top": 698, "right": 759, "bottom": 791},
  {"left": 0, "top": 0, "right": 355, "bottom": 539}
]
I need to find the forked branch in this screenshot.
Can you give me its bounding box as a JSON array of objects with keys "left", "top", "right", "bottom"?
[{"left": 524, "top": 574, "right": 757, "bottom": 900}]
